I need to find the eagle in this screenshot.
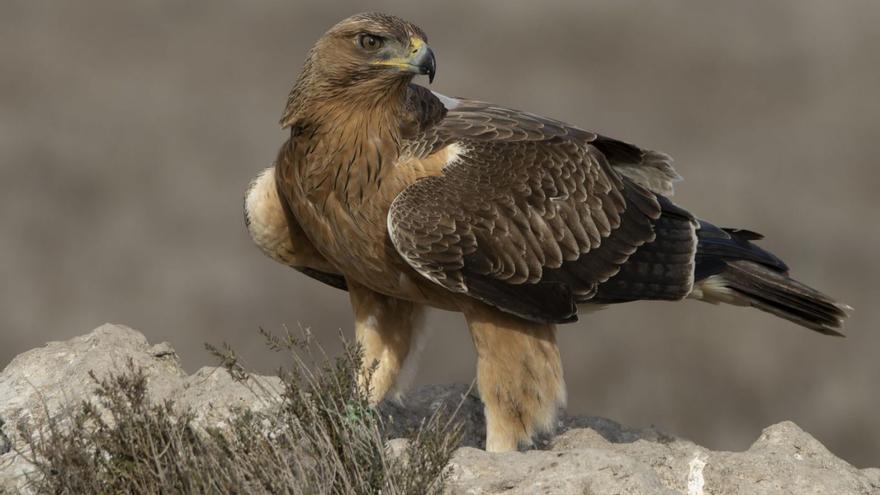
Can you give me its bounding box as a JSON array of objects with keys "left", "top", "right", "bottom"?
[{"left": 245, "top": 12, "right": 850, "bottom": 452}]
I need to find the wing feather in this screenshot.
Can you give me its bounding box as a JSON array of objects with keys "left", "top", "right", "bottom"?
[
  {"left": 389, "top": 99, "right": 668, "bottom": 322},
  {"left": 592, "top": 135, "right": 682, "bottom": 196}
]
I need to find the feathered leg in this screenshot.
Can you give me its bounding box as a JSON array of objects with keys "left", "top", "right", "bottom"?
[
  {"left": 462, "top": 302, "right": 566, "bottom": 452},
  {"left": 348, "top": 280, "right": 424, "bottom": 404}
]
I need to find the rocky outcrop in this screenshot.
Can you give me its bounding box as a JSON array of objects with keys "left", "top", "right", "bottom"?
[
  {"left": 1, "top": 325, "right": 878, "bottom": 494},
  {"left": 386, "top": 385, "right": 880, "bottom": 494},
  {"left": 445, "top": 421, "right": 880, "bottom": 494},
  {"left": 0, "top": 324, "right": 282, "bottom": 493}
]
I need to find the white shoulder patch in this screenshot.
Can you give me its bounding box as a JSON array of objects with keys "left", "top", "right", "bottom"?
[
  {"left": 444, "top": 142, "right": 466, "bottom": 167},
  {"left": 431, "top": 91, "right": 460, "bottom": 110},
  {"left": 245, "top": 167, "right": 295, "bottom": 266}
]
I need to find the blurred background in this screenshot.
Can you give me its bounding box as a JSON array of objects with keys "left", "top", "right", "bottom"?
[{"left": 2, "top": 0, "right": 878, "bottom": 467}]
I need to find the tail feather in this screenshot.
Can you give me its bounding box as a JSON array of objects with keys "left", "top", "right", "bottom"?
[
  {"left": 694, "top": 221, "right": 787, "bottom": 279},
  {"left": 692, "top": 221, "right": 850, "bottom": 336},
  {"left": 717, "top": 261, "right": 848, "bottom": 336}
]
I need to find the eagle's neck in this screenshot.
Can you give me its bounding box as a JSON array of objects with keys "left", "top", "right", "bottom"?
[{"left": 287, "top": 79, "right": 413, "bottom": 210}]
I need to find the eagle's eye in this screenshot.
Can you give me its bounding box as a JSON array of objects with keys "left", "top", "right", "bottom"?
[{"left": 358, "top": 34, "right": 384, "bottom": 51}]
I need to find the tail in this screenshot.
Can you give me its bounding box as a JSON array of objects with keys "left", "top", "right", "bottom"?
[{"left": 690, "top": 221, "right": 851, "bottom": 336}]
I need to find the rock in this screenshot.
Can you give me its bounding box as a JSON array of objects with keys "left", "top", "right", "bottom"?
[
  {"left": 385, "top": 438, "right": 411, "bottom": 462},
  {"left": 0, "top": 324, "right": 280, "bottom": 494},
  {"left": 448, "top": 446, "right": 680, "bottom": 495},
  {"left": 1, "top": 325, "right": 878, "bottom": 495},
  {"left": 397, "top": 386, "right": 880, "bottom": 494},
  {"left": 865, "top": 468, "right": 880, "bottom": 486},
  {"left": 379, "top": 383, "right": 486, "bottom": 448},
  {"left": 178, "top": 366, "right": 282, "bottom": 429},
  {"left": 0, "top": 419, "right": 8, "bottom": 456}
]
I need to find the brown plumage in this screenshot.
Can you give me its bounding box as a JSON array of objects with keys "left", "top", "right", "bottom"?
[{"left": 244, "top": 12, "right": 851, "bottom": 452}]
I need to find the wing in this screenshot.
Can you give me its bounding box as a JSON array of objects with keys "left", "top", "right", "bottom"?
[
  {"left": 422, "top": 91, "right": 682, "bottom": 197},
  {"left": 389, "top": 99, "right": 666, "bottom": 323},
  {"left": 591, "top": 135, "right": 682, "bottom": 196}
]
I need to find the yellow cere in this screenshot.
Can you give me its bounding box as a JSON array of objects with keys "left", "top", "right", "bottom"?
[{"left": 374, "top": 37, "right": 425, "bottom": 69}]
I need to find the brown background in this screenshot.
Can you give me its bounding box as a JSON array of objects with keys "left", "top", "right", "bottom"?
[{"left": 2, "top": 0, "right": 878, "bottom": 467}]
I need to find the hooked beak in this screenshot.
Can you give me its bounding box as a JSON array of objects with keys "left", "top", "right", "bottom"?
[
  {"left": 375, "top": 37, "right": 436, "bottom": 83},
  {"left": 409, "top": 42, "right": 436, "bottom": 83}
]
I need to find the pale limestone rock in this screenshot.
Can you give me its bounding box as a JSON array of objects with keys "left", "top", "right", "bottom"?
[
  {"left": 1, "top": 325, "right": 877, "bottom": 494},
  {"left": 0, "top": 324, "right": 279, "bottom": 494}
]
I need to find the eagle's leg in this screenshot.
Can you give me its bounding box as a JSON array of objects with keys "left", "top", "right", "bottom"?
[
  {"left": 462, "top": 302, "right": 566, "bottom": 452},
  {"left": 348, "top": 280, "right": 424, "bottom": 404}
]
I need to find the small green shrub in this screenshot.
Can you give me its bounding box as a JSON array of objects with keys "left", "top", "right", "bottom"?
[{"left": 17, "top": 328, "right": 462, "bottom": 494}]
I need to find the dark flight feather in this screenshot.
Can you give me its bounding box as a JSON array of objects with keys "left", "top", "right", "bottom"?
[
  {"left": 297, "top": 268, "right": 348, "bottom": 291},
  {"left": 591, "top": 196, "right": 697, "bottom": 304}
]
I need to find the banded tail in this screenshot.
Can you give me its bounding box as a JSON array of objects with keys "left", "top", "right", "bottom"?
[{"left": 690, "top": 221, "right": 850, "bottom": 336}]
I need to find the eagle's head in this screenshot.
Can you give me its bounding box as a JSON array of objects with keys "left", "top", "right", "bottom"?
[
  {"left": 309, "top": 13, "right": 435, "bottom": 88},
  {"left": 281, "top": 13, "right": 435, "bottom": 127}
]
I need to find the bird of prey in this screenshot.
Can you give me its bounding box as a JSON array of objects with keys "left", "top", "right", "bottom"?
[{"left": 245, "top": 12, "right": 850, "bottom": 452}]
